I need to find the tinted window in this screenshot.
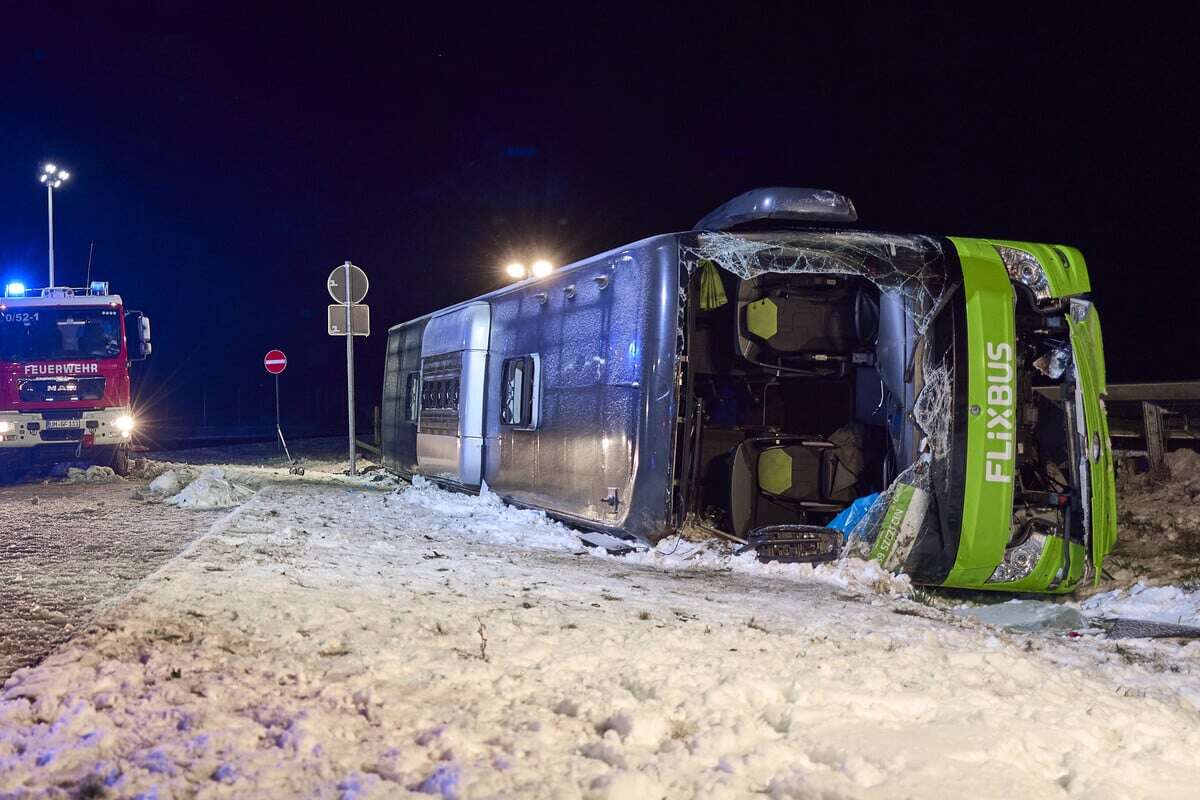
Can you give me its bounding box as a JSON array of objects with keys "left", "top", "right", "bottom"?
[
  {"left": 404, "top": 372, "right": 420, "bottom": 421},
  {"left": 501, "top": 355, "right": 537, "bottom": 426}
]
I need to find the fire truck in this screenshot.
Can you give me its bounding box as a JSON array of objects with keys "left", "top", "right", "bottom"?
[{"left": 0, "top": 281, "right": 151, "bottom": 480}]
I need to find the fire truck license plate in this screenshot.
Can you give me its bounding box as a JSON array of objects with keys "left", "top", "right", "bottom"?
[{"left": 46, "top": 419, "right": 82, "bottom": 429}]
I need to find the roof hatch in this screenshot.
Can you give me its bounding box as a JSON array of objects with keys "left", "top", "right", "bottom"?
[{"left": 695, "top": 187, "right": 858, "bottom": 231}]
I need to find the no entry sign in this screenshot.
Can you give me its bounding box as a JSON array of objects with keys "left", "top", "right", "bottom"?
[{"left": 263, "top": 349, "right": 288, "bottom": 375}]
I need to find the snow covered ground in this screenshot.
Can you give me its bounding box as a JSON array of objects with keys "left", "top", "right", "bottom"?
[
  {"left": 0, "top": 478, "right": 219, "bottom": 681},
  {"left": 3, "top": 446, "right": 1200, "bottom": 798}
]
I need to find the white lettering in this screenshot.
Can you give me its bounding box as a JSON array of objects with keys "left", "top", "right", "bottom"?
[
  {"left": 986, "top": 406, "right": 1013, "bottom": 429},
  {"left": 983, "top": 340, "right": 1015, "bottom": 484},
  {"left": 985, "top": 341, "right": 1013, "bottom": 361},
  {"left": 21, "top": 363, "right": 101, "bottom": 376},
  {"left": 985, "top": 460, "right": 1010, "bottom": 483},
  {"left": 986, "top": 383, "right": 1013, "bottom": 406}
]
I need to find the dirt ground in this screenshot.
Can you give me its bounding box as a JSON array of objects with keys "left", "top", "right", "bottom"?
[{"left": 1097, "top": 449, "right": 1200, "bottom": 593}]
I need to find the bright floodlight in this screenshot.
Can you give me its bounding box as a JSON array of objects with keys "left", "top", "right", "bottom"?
[
  {"left": 505, "top": 262, "right": 527, "bottom": 279},
  {"left": 43, "top": 163, "right": 57, "bottom": 174},
  {"left": 58, "top": 171, "right": 70, "bottom": 181},
  {"left": 531, "top": 259, "right": 553, "bottom": 278},
  {"left": 5, "top": 282, "right": 25, "bottom": 297}
]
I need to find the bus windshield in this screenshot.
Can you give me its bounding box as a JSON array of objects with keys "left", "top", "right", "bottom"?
[{"left": 0, "top": 308, "right": 123, "bottom": 361}]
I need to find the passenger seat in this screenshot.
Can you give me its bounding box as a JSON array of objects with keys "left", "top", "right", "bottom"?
[
  {"left": 736, "top": 275, "right": 874, "bottom": 370},
  {"left": 728, "top": 436, "right": 844, "bottom": 540}
]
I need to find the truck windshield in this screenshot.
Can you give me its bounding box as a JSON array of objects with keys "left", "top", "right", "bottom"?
[{"left": 0, "top": 308, "right": 122, "bottom": 361}]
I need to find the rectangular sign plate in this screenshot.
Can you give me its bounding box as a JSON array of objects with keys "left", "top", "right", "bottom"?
[
  {"left": 327, "top": 304, "right": 370, "bottom": 336},
  {"left": 46, "top": 419, "right": 82, "bottom": 429}
]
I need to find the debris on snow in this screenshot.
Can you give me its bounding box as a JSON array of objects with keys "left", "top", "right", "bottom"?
[
  {"left": 1081, "top": 582, "right": 1200, "bottom": 627},
  {"left": 617, "top": 536, "right": 913, "bottom": 598},
  {"left": 955, "top": 600, "right": 1087, "bottom": 632},
  {"left": 1106, "top": 618, "right": 1200, "bottom": 640}
]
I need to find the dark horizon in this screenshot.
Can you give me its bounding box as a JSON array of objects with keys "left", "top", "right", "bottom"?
[{"left": 2, "top": 5, "right": 1196, "bottom": 435}]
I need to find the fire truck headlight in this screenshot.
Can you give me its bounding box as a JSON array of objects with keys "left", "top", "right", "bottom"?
[
  {"left": 0, "top": 421, "right": 13, "bottom": 434},
  {"left": 114, "top": 415, "right": 135, "bottom": 434}
]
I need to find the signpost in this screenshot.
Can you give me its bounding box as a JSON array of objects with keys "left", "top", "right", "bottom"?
[
  {"left": 327, "top": 261, "right": 369, "bottom": 475},
  {"left": 263, "top": 349, "right": 296, "bottom": 468}
]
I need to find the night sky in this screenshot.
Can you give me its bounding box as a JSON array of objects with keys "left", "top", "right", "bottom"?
[{"left": 1, "top": 5, "right": 1196, "bottom": 438}]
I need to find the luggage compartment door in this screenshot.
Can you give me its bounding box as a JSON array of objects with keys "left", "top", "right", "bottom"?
[{"left": 417, "top": 302, "right": 491, "bottom": 486}]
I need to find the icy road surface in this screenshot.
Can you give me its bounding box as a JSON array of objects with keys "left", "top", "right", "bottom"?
[
  {"left": 0, "top": 478, "right": 219, "bottom": 681},
  {"left": 2, "top": 455, "right": 1200, "bottom": 798}
]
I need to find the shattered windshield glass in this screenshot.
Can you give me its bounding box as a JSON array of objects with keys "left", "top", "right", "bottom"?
[
  {"left": 680, "top": 231, "right": 948, "bottom": 333},
  {"left": 680, "top": 230, "right": 957, "bottom": 561}
]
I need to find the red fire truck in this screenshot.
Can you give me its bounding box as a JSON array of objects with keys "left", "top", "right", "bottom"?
[{"left": 0, "top": 282, "right": 151, "bottom": 480}]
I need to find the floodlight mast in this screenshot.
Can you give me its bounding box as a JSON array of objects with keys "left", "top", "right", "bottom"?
[{"left": 39, "top": 163, "right": 70, "bottom": 287}]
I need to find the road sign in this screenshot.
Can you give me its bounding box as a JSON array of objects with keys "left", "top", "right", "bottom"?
[
  {"left": 264, "top": 349, "right": 288, "bottom": 375},
  {"left": 327, "top": 262, "right": 369, "bottom": 304},
  {"left": 328, "top": 303, "right": 370, "bottom": 336},
  {"left": 327, "top": 261, "right": 368, "bottom": 476}
]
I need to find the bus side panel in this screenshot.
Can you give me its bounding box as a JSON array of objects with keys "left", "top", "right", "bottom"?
[
  {"left": 484, "top": 236, "right": 681, "bottom": 541},
  {"left": 381, "top": 320, "right": 426, "bottom": 473}
]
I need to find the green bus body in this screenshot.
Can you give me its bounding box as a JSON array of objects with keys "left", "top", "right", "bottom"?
[{"left": 939, "top": 238, "right": 1114, "bottom": 592}]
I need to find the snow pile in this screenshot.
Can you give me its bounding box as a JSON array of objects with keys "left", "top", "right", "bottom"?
[
  {"left": 392, "top": 479, "right": 913, "bottom": 598},
  {"left": 1082, "top": 582, "right": 1200, "bottom": 626},
  {"left": 164, "top": 468, "right": 254, "bottom": 510},
  {"left": 395, "top": 476, "right": 582, "bottom": 552},
  {"left": 621, "top": 537, "right": 913, "bottom": 597},
  {"left": 59, "top": 465, "right": 118, "bottom": 484},
  {"left": 147, "top": 468, "right": 192, "bottom": 496}
]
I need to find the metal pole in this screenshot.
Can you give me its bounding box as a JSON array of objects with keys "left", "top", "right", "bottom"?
[
  {"left": 344, "top": 260, "right": 357, "bottom": 475},
  {"left": 275, "top": 373, "right": 293, "bottom": 463},
  {"left": 1142, "top": 401, "right": 1168, "bottom": 478},
  {"left": 47, "top": 184, "right": 55, "bottom": 287}
]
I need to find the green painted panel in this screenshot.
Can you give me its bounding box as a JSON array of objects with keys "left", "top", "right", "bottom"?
[
  {"left": 758, "top": 448, "right": 793, "bottom": 495},
  {"left": 746, "top": 298, "right": 778, "bottom": 340}
]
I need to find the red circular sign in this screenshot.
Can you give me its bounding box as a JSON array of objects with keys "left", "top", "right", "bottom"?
[{"left": 264, "top": 349, "right": 287, "bottom": 375}]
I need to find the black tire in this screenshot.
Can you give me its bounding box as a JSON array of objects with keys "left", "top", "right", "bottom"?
[
  {"left": 0, "top": 453, "right": 23, "bottom": 484},
  {"left": 109, "top": 444, "right": 130, "bottom": 477}
]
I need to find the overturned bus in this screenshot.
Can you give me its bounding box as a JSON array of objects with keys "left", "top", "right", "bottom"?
[{"left": 381, "top": 188, "right": 1115, "bottom": 593}]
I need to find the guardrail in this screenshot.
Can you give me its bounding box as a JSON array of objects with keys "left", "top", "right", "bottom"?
[
  {"left": 1037, "top": 380, "right": 1200, "bottom": 475},
  {"left": 355, "top": 406, "right": 383, "bottom": 457}
]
